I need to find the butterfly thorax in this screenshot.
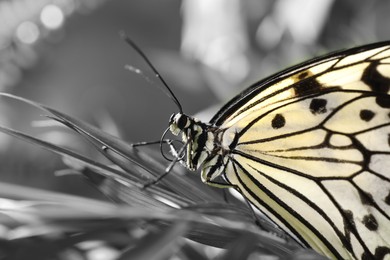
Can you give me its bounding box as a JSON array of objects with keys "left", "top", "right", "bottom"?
[{"left": 169, "top": 113, "right": 227, "bottom": 185}]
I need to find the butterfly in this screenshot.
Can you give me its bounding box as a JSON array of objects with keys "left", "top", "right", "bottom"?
[{"left": 124, "top": 34, "right": 390, "bottom": 260}]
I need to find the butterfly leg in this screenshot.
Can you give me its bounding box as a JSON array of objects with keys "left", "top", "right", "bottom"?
[
  {"left": 141, "top": 164, "right": 172, "bottom": 189},
  {"left": 241, "top": 194, "right": 267, "bottom": 230},
  {"left": 131, "top": 141, "right": 159, "bottom": 147},
  {"left": 131, "top": 139, "right": 171, "bottom": 147},
  {"left": 142, "top": 141, "right": 187, "bottom": 189}
]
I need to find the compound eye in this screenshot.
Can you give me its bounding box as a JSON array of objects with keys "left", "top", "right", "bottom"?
[{"left": 177, "top": 115, "right": 188, "bottom": 129}]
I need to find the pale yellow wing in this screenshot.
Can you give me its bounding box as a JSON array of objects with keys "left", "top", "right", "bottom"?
[{"left": 215, "top": 43, "right": 390, "bottom": 259}]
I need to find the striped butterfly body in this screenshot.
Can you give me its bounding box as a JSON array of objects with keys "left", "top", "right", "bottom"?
[{"left": 168, "top": 42, "right": 390, "bottom": 260}]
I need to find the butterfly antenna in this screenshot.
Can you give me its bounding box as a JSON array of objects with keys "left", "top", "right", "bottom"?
[{"left": 120, "top": 31, "right": 183, "bottom": 113}]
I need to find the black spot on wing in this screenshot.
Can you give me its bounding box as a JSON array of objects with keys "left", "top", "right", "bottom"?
[
  {"left": 374, "top": 247, "right": 390, "bottom": 259},
  {"left": 385, "top": 190, "right": 390, "bottom": 205},
  {"left": 362, "top": 247, "right": 390, "bottom": 260},
  {"left": 358, "top": 190, "right": 375, "bottom": 206},
  {"left": 342, "top": 210, "right": 355, "bottom": 253},
  {"left": 293, "top": 77, "right": 324, "bottom": 96},
  {"left": 361, "top": 60, "right": 390, "bottom": 108},
  {"left": 298, "top": 71, "right": 309, "bottom": 79},
  {"left": 309, "top": 98, "right": 328, "bottom": 115},
  {"left": 271, "top": 114, "right": 285, "bottom": 129},
  {"left": 359, "top": 109, "right": 375, "bottom": 122},
  {"left": 388, "top": 134, "right": 390, "bottom": 148},
  {"left": 362, "top": 214, "right": 378, "bottom": 231},
  {"left": 377, "top": 96, "right": 390, "bottom": 109}
]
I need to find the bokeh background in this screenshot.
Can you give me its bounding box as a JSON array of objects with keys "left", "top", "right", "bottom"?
[{"left": 0, "top": 0, "right": 389, "bottom": 196}]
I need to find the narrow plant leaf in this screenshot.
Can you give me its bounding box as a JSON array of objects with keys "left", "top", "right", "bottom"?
[
  {"left": 180, "top": 243, "right": 208, "bottom": 260},
  {"left": 291, "top": 249, "right": 329, "bottom": 260},
  {"left": 0, "top": 125, "right": 137, "bottom": 185},
  {"left": 118, "top": 221, "right": 188, "bottom": 260},
  {"left": 216, "top": 232, "right": 260, "bottom": 260},
  {"left": 215, "top": 231, "right": 305, "bottom": 260},
  {"left": 0, "top": 182, "right": 294, "bottom": 253},
  {"left": 43, "top": 110, "right": 163, "bottom": 183},
  {"left": 0, "top": 93, "right": 153, "bottom": 179}
]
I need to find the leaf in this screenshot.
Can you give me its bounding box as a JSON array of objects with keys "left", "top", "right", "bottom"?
[
  {"left": 118, "top": 221, "right": 188, "bottom": 260},
  {"left": 0, "top": 125, "right": 176, "bottom": 209}
]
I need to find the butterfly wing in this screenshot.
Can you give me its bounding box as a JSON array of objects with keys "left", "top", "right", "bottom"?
[{"left": 211, "top": 42, "right": 390, "bottom": 259}]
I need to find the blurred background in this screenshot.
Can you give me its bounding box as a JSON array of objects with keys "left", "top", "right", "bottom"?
[{"left": 0, "top": 0, "right": 389, "bottom": 196}]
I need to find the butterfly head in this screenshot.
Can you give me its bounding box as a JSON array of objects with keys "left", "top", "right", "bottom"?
[
  {"left": 168, "top": 113, "right": 212, "bottom": 171},
  {"left": 169, "top": 113, "right": 193, "bottom": 136}
]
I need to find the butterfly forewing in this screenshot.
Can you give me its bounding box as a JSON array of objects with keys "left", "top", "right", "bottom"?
[{"left": 211, "top": 42, "right": 390, "bottom": 259}]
